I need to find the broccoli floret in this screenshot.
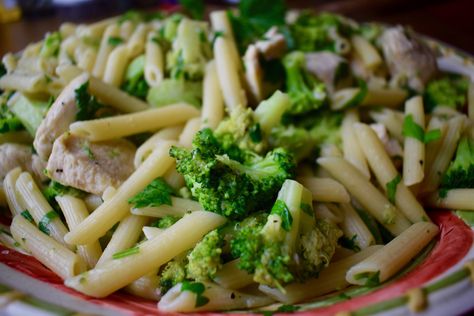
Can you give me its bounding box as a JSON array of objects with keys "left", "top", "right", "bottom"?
[
  {"left": 166, "top": 18, "right": 211, "bottom": 80},
  {"left": 146, "top": 79, "right": 202, "bottom": 108},
  {"left": 170, "top": 128, "right": 294, "bottom": 220},
  {"left": 186, "top": 229, "right": 224, "bottom": 281},
  {"left": 160, "top": 255, "right": 188, "bottom": 294},
  {"left": 215, "top": 106, "right": 266, "bottom": 155},
  {"left": 121, "top": 54, "right": 149, "bottom": 100},
  {"left": 309, "top": 111, "right": 343, "bottom": 147},
  {"left": 40, "top": 32, "right": 61, "bottom": 58},
  {"left": 289, "top": 12, "right": 354, "bottom": 53},
  {"left": 269, "top": 125, "right": 313, "bottom": 161},
  {"left": 283, "top": 52, "right": 328, "bottom": 116},
  {"left": 441, "top": 137, "right": 474, "bottom": 189},
  {"left": 253, "top": 90, "right": 291, "bottom": 135},
  {"left": 423, "top": 76, "right": 469, "bottom": 112},
  {"left": 230, "top": 179, "right": 342, "bottom": 288},
  {"left": 0, "top": 103, "right": 23, "bottom": 134},
  {"left": 150, "top": 215, "right": 181, "bottom": 229},
  {"left": 8, "top": 93, "right": 52, "bottom": 136},
  {"left": 75, "top": 81, "right": 103, "bottom": 121}
]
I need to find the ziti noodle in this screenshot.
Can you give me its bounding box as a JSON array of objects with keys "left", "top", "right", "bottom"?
[{"left": 0, "top": 1, "right": 473, "bottom": 313}]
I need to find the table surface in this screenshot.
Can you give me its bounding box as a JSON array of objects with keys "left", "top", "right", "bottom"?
[{"left": 0, "top": 0, "right": 473, "bottom": 56}]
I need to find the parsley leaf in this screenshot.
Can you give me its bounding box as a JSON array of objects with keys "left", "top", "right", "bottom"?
[
  {"left": 128, "top": 178, "right": 174, "bottom": 208},
  {"left": 108, "top": 36, "right": 124, "bottom": 46},
  {"left": 386, "top": 175, "right": 401, "bottom": 204},
  {"left": 74, "top": 81, "right": 102, "bottom": 121},
  {"left": 402, "top": 114, "right": 441, "bottom": 144},
  {"left": 0, "top": 104, "right": 23, "bottom": 134},
  {"left": 38, "top": 211, "right": 59, "bottom": 235},
  {"left": 178, "top": 0, "right": 204, "bottom": 20},
  {"left": 339, "top": 234, "right": 361, "bottom": 252},
  {"left": 300, "top": 203, "right": 314, "bottom": 217},
  {"left": 112, "top": 246, "right": 140, "bottom": 259},
  {"left": 354, "top": 271, "right": 380, "bottom": 287},
  {"left": 181, "top": 281, "right": 209, "bottom": 308},
  {"left": 271, "top": 200, "right": 293, "bottom": 231},
  {"left": 21, "top": 210, "right": 34, "bottom": 223}
]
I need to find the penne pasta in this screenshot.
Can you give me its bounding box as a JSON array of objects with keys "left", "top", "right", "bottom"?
[
  {"left": 103, "top": 44, "right": 129, "bottom": 87},
  {"left": 346, "top": 222, "right": 439, "bottom": 285},
  {"left": 317, "top": 157, "right": 411, "bottom": 235},
  {"left": 297, "top": 176, "right": 350, "bottom": 203},
  {"left": 131, "top": 197, "right": 203, "bottom": 218},
  {"left": 403, "top": 96, "right": 426, "bottom": 186},
  {"left": 3, "top": 168, "right": 25, "bottom": 217},
  {"left": 341, "top": 109, "right": 370, "bottom": 178},
  {"left": 69, "top": 103, "right": 200, "bottom": 141},
  {"left": 361, "top": 87, "right": 408, "bottom": 108},
  {"left": 351, "top": 35, "right": 382, "bottom": 70},
  {"left": 339, "top": 203, "right": 375, "bottom": 249},
  {"left": 426, "top": 189, "right": 474, "bottom": 210},
  {"left": 65, "top": 211, "right": 226, "bottom": 297},
  {"left": 214, "top": 259, "right": 255, "bottom": 290},
  {"left": 144, "top": 32, "right": 165, "bottom": 88},
  {"left": 201, "top": 61, "right": 225, "bottom": 129},
  {"left": 92, "top": 23, "right": 121, "bottom": 78},
  {"left": 179, "top": 117, "right": 202, "bottom": 148}
]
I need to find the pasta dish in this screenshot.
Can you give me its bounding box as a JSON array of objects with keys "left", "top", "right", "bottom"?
[{"left": 0, "top": 0, "right": 473, "bottom": 313}]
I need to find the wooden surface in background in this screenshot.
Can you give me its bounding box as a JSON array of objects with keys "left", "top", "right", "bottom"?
[{"left": 0, "top": 0, "right": 473, "bottom": 56}]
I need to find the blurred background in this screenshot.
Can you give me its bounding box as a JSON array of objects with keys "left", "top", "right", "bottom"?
[{"left": 0, "top": 0, "right": 473, "bottom": 56}]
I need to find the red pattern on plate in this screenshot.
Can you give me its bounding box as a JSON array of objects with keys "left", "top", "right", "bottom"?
[{"left": 0, "top": 211, "right": 472, "bottom": 316}]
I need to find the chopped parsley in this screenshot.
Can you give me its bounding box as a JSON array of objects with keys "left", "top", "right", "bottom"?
[
  {"left": 386, "top": 175, "right": 401, "bottom": 204},
  {"left": 112, "top": 246, "right": 140, "bottom": 259},
  {"left": 108, "top": 36, "right": 124, "bottom": 46},
  {"left": 38, "top": 211, "right": 59, "bottom": 235},
  {"left": 74, "top": 81, "right": 102, "bottom": 121},
  {"left": 402, "top": 114, "right": 441, "bottom": 144},
  {"left": 180, "top": 281, "right": 209, "bottom": 308},
  {"left": 271, "top": 200, "right": 293, "bottom": 231},
  {"left": 21, "top": 210, "right": 34, "bottom": 223}
]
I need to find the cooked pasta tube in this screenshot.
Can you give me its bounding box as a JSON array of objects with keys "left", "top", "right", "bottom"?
[
  {"left": 59, "top": 35, "right": 79, "bottom": 64},
  {"left": 403, "top": 96, "right": 426, "bottom": 186},
  {"left": 76, "top": 17, "right": 116, "bottom": 39},
  {"left": 339, "top": 203, "right": 375, "bottom": 250},
  {"left": 93, "top": 23, "right": 121, "bottom": 78},
  {"left": 314, "top": 203, "right": 343, "bottom": 224},
  {"left": 65, "top": 211, "right": 226, "bottom": 297},
  {"left": 214, "top": 259, "right": 255, "bottom": 290},
  {"left": 131, "top": 197, "right": 203, "bottom": 218},
  {"left": 22, "top": 42, "right": 42, "bottom": 58},
  {"left": 259, "top": 245, "right": 383, "bottom": 304},
  {"left": 2, "top": 53, "right": 17, "bottom": 73},
  {"left": 120, "top": 20, "right": 135, "bottom": 40},
  {"left": 158, "top": 281, "right": 273, "bottom": 312},
  {"left": 369, "top": 108, "right": 404, "bottom": 142},
  {"left": 351, "top": 35, "right": 382, "bottom": 70},
  {"left": 0, "top": 224, "right": 29, "bottom": 255},
  {"left": 202, "top": 61, "right": 224, "bottom": 129},
  {"left": 341, "top": 109, "right": 370, "bottom": 178},
  {"left": 179, "top": 117, "right": 202, "bottom": 148},
  {"left": 55, "top": 63, "right": 84, "bottom": 83},
  {"left": 15, "top": 172, "right": 70, "bottom": 248},
  {"left": 421, "top": 115, "right": 466, "bottom": 193},
  {"left": 354, "top": 123, "right": 429, "bottom": 223},
  {"left": 69, "top": 103, "right": 200, "bottom": 141},
  {"left": 83, "top": 194, "right": 102, "bottom": 212},
  {"left": 64, "top": 141, "right": 176, "bottom": 245},
  {"left": 346, "top": 222, "right": 439, "bottom": 285},
  {"left": 214, "top": 37, "right": 247, "bottom": 111},
  {"left": 11, "top": 215, "right": 86, "bottom": 280},
  {"left": 361, "top": 87, "right": 407, "bottom": 108},
  {"left": 297, "top": 177, "right": 350, "bottom": 203},
  {"left": 96, "top": 214, "right": 149, "bottom": 266},
  {"left": 125, "top": 271, "right": 160, "bottom": 300},
  {"left": 210, "top": 11, "right": 241, "bottom": 70},
  {"left": 59, "top": 22, "right": 76, "bottom": 38},
  {"left": 56, "top": 195, "right": 103, "bottom": 269},
  {"left": 0, "top": 185, "right": 5, "bottom": 207},
  {"left": 317, "top": 157, "right": 411, "bottom": 235},
  {"left": 0, "top": 73, "right": 47, "bottom": 94},
  {"left": 88, "top": 76, "right": 149, "bottom": 112},
  {"left": 426, "top": 189, "right": 474, "bottom": 210},
  {"left": 103, "top": 44, "right": 129, "bottom": 87},
  {"left": 4, "top": 168, "right": 24, "bottom": 216},
  {"left": 144, "top": 33, "right": 164, "bottom": 88},
  {"left": 126, "top": 23, "right": 148, "bottom": 58},
  {"left": 75, "top": 46, "right": 97, "bottom": 73},
  {"left": 424, "top": 117, "right": 448, "bottom": 179},
  {"left": 142, "top": 226, "right": 164, "bottom": 240},
  {"left": 134, "top": 125, "right": 183, "bottom": 168}
]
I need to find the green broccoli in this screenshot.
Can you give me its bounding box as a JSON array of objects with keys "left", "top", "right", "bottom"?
[
  {"left": 121, "top": 54, "right": 149, "bottom": 100},
  {"left": 150, "top": 215, "right": 181, "bottom": 229},
  {"left": 160, "top": 254, "right": 188, "bottom": 294},
  {"left": 230, "top": 179, "right": 342, "bottom": 288},
  {"left": 8, "top": 93, "right": 52, "bottom": 136},
  {"left": 186, "top": 229, "right": 224, "bottom": 281},
  {"left": 269, "top": 125, "right": 313, "bottom": 161},
  {"left": 441, "top": 137, "right": 474, "bottom": 190},
  {"left": 169, "top": 128, "right": 295, "bottom": 220},
  {"left": 423, "top": 76, "right": 469, "bottom": 112},
  {"left": 166, "top": 17, "right": 211, "bottom": 80},
  {"left": 0, "top": 104, "right": 23, "bottom": 134},
  {"left": 214, "top": 106, "right": 266, "bottom": 155},
  {"left": 283, "top": 52, "right": 328, "bottom": 116},
  {"left": 253, "top": 90, "right": 291, "bottom": 135},
  {"left": 289, "top": 12, "right": 354, "bottom": 53},
  {"left": 309, "top": 111, "right": 343, "bottom": 147},
  {"left": 40, "top": 32, "right": 62, "bottom": 58},
  {"left": 43, "top": 180, "right": 86, "bottom": 212},
  {"left": 146, "top": 79, "right": 202, "bottom": 108}
]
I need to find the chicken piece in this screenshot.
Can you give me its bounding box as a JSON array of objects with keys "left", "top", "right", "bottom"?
[
  {"left": 370, "top": 123, "right": 403, "bottom": 158},
  {"left": 305, "top": 52, "right": 348, "bottom": 92},
  {"left": 34, "top": 73, "right": 89, "bottom": 160},
  {"left": 378, "top": 26, "right": 438, "bottom": 92},
  {"left": 46, "top": 133, "right": 136, "bottom": 195},
  {"left": 243, "top": 44, "right": 265, "bottom": 104},
  {"left": 255, "top": 27, "right": 287, "bottom": 60},
  {"left": 0, "top": 143, "right": 47, "bottom": 183}
]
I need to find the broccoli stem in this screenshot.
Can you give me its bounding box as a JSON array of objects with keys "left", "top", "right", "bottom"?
[{"left": 254, "top": 90, "right": 290, "bottom": 134}]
